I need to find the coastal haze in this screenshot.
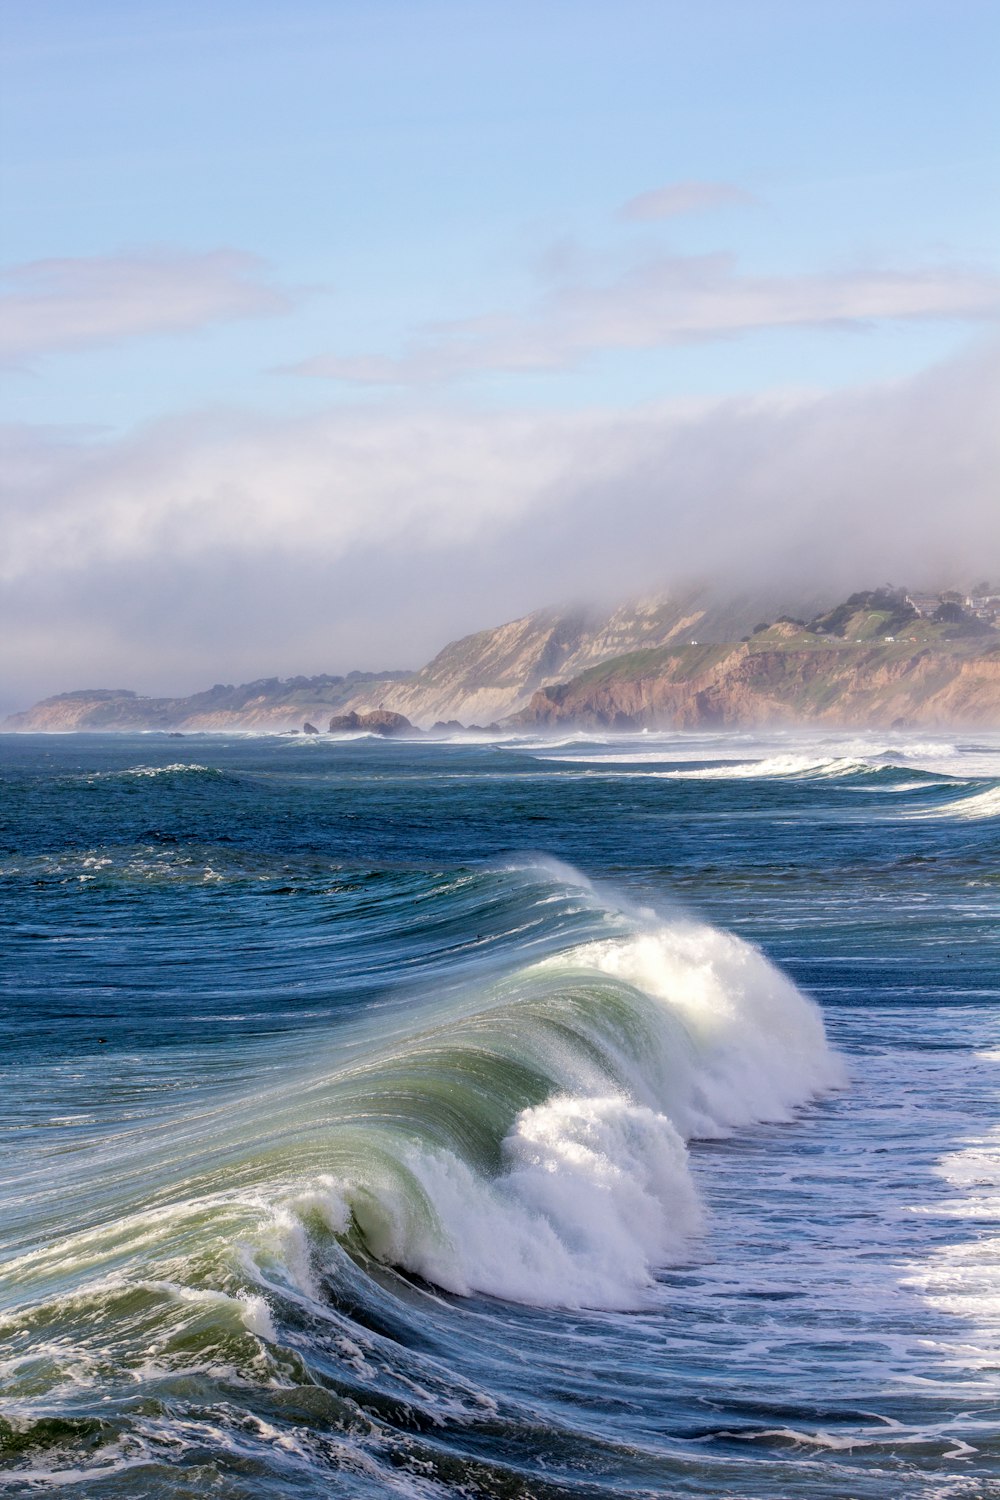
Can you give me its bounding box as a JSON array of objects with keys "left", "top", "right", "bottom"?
[{"left": 8, "top": 584, "right": 1000, "bottom": 731}]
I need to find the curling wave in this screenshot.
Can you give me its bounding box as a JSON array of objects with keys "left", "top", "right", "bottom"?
[
  {"left": 2, "top": 865, "right": 844, "bottom": 1327},
  {"left": 245, "top": 872, "right": 846, "bottom": 1310}
]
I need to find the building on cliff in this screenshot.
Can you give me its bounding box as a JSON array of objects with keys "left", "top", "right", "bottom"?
[{"left": 905, "top": 593, "right": 942, "bottom": 618}]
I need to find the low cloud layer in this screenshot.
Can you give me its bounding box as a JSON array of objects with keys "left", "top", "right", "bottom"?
[
  {"left": 2, "top": 339, "right": 997, "bottom": 712},
  {"left": 286, "top": 251, "right": 1000, "bottom": 385},
  {"left": 0, "top": 250, "right": 292, "bottom": 364}
]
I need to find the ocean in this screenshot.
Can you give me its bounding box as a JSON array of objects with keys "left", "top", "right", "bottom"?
[{"left": 1, "top": 728, "right": 998, "bottom": 1498}]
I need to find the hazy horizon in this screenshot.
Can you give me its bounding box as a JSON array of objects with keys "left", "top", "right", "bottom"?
[
  {"left": 2, "top": 2, "right": 998, "bottom": 715},
  {"left": 4, "top": 564, "right": 995, "bottom": 719}
]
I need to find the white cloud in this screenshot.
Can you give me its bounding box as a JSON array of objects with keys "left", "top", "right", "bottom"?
[
  {"left": 0, "top": 250, "right": 292, "bottom": 363},
  {"left": 285, "top": 252, "right": 1000, "bottom": 385},
  {"left": 1, "top": 339, "right": 998, "bottom": 710},
  {"left": 620, "top": 181, "right": 757, "bottom": 221}
]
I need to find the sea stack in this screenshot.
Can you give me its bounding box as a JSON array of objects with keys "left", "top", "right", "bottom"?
[{"left": 327, "top": 709, "right": 420, "bottom": 736}]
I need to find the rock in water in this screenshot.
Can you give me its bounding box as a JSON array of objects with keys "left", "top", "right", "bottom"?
[{"left": 328, "top": 710, "right": 420, "bottom": 736}]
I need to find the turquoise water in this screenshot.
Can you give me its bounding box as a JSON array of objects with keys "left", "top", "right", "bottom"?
[{"left": 2, "top": 729, "right": 998, "bottom": 1497}]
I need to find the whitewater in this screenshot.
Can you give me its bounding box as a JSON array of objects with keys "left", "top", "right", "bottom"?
[{"left": 1, "top": 729, "right": 998, "bottom": 1497}]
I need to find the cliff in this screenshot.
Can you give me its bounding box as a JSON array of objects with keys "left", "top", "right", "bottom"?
[
  {"left": 331, "top": 590, "right": 814, "bottom": 725},
  {"left": 515, "top": 612, "right": 1000, "bottom": 730},
  {"left": 8, "top": 587, "right": 996, "bottom": 735},
  {"left": 4, "top": 594, "right": 721, "bottom": 733}
]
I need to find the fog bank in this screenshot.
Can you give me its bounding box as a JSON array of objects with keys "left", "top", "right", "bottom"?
[{"left": 2, "top": 339, "right": 997, "bottom": 713}]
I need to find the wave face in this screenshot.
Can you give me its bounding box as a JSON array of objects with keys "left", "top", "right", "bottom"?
[
  {"left": 2, "top": 869, "right": 841, "bottom": 1318},
  {"left": 249, "top": 891, "right": 841, "bottom": 1312},
  {"left": 2, "top": 729, "right": 998, "bottom": 1498}
]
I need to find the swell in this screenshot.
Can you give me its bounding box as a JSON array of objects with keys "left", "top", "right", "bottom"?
[
  {"left": 4, "top": 864, "right": 841, "bottom": 1307},
  {"left": 0, "top": 861, "right": 844, "bottom": 1488}
]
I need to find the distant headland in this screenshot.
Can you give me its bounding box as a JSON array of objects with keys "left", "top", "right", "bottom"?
[{"left": 6, "top": 585, "right": 1000, "bottom": 733}]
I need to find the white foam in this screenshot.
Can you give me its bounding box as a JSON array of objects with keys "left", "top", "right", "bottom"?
[
  {"left": 236, "top": 1291, "right": 277, "bottom": 1340},
  {"left": 568, "top": 923, "right": 845, "bottom": 1137},
  {"left": 534, "top": 750, "right": 866, "bottom": 776},
  {"left": 345, "top": 1094, "right": 701, "bottom": 1309},
  {"left": 135, "top": 1278, "right": 277, "bottom": 1342},
  {"left": 667, "top": 753, "right": 871, "bottom": 780},
  {"left": 100, "top": 762, "right": 213, "bottom": 778},
  {"left": 902, "top": 1047, "right": 1000, "bottom": 1373}
]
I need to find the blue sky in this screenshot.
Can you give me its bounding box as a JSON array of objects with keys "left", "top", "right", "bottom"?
[{"left": 1, "top": 1, "right": 998, "bottom": 704}]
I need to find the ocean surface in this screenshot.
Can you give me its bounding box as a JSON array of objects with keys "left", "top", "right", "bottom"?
[{"left": 1, "top": 728, "right": 998, "bottom": 1499}]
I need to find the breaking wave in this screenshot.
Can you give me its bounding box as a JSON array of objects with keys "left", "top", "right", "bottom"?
[
  {"left": 662, "top": 753, "right": 873, "bottom": 779},
  {"left": 527, "top": 737, "right": 974, "bottom": 782},
  {"left": 903, "top": 783, "right": 1000, "bottom": 820},
  {"left": 3, "top": 864, "right": 843, "bottom": 1325},
  {"left": 250, "top": 907, "right": 843, "bottom": 1311},
  {"left": 77, "top": 761, "right": 224, "bottom": 782}
]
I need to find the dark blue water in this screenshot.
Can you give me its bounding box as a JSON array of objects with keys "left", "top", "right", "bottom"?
[{"left": 2, "top": 730, "right": 998, "bottom": 1498}]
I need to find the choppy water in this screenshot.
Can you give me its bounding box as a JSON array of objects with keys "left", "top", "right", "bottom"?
[{"left": 1, "top": 728, "right": 998, "bottom": 1498}]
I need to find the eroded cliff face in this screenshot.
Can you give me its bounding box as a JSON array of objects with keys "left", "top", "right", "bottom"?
[
  {"left": 337, "top": 595, "right": 708, "bottom": 725},
  {"left": 518, "top": 639, "right": 1000, "bottom": 730}
]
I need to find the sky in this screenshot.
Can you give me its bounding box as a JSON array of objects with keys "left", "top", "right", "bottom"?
[{"left": 1, "top": 0, "right": 998, "bottom": 710}]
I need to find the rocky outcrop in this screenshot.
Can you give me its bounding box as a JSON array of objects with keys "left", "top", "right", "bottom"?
[
  {"left": 327, "top": 709, "right": 419, "bottom": 736},
  {"left": 430, "top": 719, "right": 502, "bottom": 734}
]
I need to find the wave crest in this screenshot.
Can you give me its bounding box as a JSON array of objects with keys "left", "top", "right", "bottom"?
[
  {"left": 904, "top": 783, "right": 1000, "bottom": 820},
  {"left": 256, "top": 885, "right": 845, "bottom": 1310}
]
